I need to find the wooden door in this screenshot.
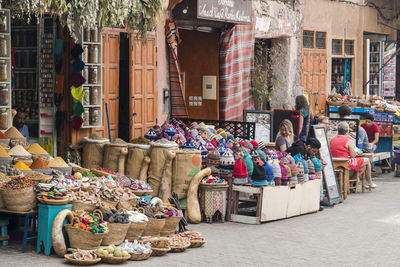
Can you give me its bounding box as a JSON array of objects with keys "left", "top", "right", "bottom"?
[
  {"left": 96, "top": 29, "right": 120, "bottom": 140},
  {"left": 301, "top": 49, "right": 327, "bottom": 115},
  {"left": 129, "top": 35, "right": 157, "bottom": 140}
]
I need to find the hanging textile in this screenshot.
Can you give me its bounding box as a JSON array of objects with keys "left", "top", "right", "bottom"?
[
  {"left": 165, "top": 18, "right": 188, "bottom": 118},
  {"left": 219, "top": 23, "right": 255, "bottom": 121}
]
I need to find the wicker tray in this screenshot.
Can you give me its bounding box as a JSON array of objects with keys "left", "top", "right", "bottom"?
[
  {"left": 170, "top": 242, "right": 190, "bottom": 253},
  {"left": 96, "top": 254, "right": 130, "bottom": 264},
  {"left": 327, "top": 100, "right": 343, "bottom": 106},
  {"left": 130, "top": 252, "right": 151, "bottom": 261},
  {"left": 37, "top": 197, "right": 72, "bottom": 205},
  {"left": 190, "top": 240, "right": 206, "bottom": 248},
  {"left": 151, "top": 246, "right": 170, "bottom": 256},
  {"left": 64, "top": 254, "right": 101, "bottom": 265},
  {"left": 130, "top": 190, "right": 153, "bottom": 196}
]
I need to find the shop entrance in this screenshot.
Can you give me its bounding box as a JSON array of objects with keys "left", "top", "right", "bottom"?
[
  {"left": 331, "top": 58, "right": 352, "bottom": 95},
  {"left": 118, "top": 33, "right": 130, "bottom": 142}
]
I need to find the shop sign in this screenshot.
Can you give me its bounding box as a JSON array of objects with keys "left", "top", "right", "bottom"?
[{"left": 197, "top": 0, "right": 252, "bottom": 24}]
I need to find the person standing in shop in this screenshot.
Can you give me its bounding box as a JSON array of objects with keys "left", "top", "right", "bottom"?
[
  {"left": 360, "top": 114, "right": 379, "bottom": 153},
  {"left": 296, "top": 95, "right": 311, "bottom": 142},
  {"left": 13, "top": 110, "right": 30, "bottom": 142}
]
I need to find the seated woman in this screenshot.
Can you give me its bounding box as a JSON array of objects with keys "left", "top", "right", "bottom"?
[
  {"left": 275, "top": 119, "right": 294, "bottom": 152},
  {"left": 329, "top": 122, "right": 376, "bottom": 189}
]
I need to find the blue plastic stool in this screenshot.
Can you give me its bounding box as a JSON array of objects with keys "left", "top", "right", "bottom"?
[
  {"left": 36, "top": 203, "right": 72, "bottom": 256},
  {"left": 0, "top": 218, "right": 9, "bottom": 246}
]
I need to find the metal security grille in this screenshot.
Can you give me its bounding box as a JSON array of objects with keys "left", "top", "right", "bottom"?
[
  {"left": 171, "top": 118, "right": 256, "bottom": 139},
  {"left": 303, "top": 30, "right": 314, "bottom": 48},
  {"left": 332, "top": 39, "right": 343, "bottom": 55},
  {"left": 344, "top": 40, "right": 354, "bottom": 55},
  {"left": 315, "top": 32, "right": 326, "bottom": 49}
]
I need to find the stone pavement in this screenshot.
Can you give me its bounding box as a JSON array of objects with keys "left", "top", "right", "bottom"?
[{"left": 1, "top": 173, "right": 400, "bottom": 267}]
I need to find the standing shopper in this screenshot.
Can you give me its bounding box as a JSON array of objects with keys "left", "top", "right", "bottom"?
[{"left": 295, "top": 95, "right": 310, "bottom": 142}]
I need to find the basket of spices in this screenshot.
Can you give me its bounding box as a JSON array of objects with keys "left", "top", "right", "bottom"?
[
  {"left": 5, "top": 126, "right": 26, "bottom": 141},
  {"left": 13, "top": 161, "right": 32, "bottom": 174},
  {"left": 125, "top": 210, "right": 148, "bottom": 241},
  {"left": 0, "top": 172, "right": 10, "bottom": 208},
  {"left": 30, "top": 157, "right": 52, "bottom": 175},
  {"left": 48, "top": 157, "right": 72, "bottom": 175},
  {"left": 101, "top": 209, "right": 131, "bottom": 246},
  {"left": 0, "top": 143, "right": 10, "bottom": 152},
  {"left": 0, "top": 164, "right": 22, "bottom": 178},
  {"left": 25, "top": 171, "right": 52, "bottom": 184},
  {"left": 0, "top": 131, "right": 9, "bottom": 145},
  {"left": 27, "top": 143, "right": 50, "bottom": 165},
  {"left": 160, "top": 206, "right": 182, "bottom": 237},
  {"left": 71, "top": 189, "right": 100, "bottom": 212},
  {"left": 65, "top": 209, "right": 108, "bottom": 250},
  {"left": 0, "top": 145, "right": 11, "bottom": 165},
  {"left": 8, "top": 145, "right": 32, "bottom": 165},
  {"left": 0, "top": 176, "right": 36, "bottom": 212},
  {"left": 10, "top": 139, "right": 30, "bottom": 150}
]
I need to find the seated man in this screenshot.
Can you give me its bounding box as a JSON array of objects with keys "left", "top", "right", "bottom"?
[
  {"left": 13, "top": 110, "right": 30, "bottom": 142},
  {"left": 329, "top": 122, "right": 376, "bottom": 188},
  {"left": 286, "top": 137, "right": 321, "bottom": 159},
  {"left": 338, "top": 104, "right": 371, "bottom": 153},
  {"left": 360, "top": 113, "right": 379, "bottom": 153}
]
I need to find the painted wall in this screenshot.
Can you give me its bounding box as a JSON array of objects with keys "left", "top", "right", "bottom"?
[
  {"left": 254, "top": 0, "right": 305, "bottom": 109},
  {"left": 303, "top": 0, "right": 397, "bottom": 97},
  {"left": 178, "top": 29, "right": 219, "bottom": 120},
  {"left": 156, "top": 12, "right": 169, "bottom": 126}
]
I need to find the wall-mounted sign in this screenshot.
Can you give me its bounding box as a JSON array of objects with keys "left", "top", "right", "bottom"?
[
  {"left": 197, "top": 0, "right": 252, "bottom": 24},
  {"left": 202, "top": 75, "right": 217, "bottom": 100}
]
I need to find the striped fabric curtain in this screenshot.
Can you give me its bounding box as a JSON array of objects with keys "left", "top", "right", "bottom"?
[
  {"left": 219, "top": 23, "right": 255, "bottom": 121},
  {"left": 165, "top": 19, "right": 188, "bottom": 118}
]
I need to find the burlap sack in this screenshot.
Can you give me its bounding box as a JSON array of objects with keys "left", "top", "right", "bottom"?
[
  {"left": 103, "top": 143, "right": 128, "bottom": 173},
  {"left": 147, "top": 141, "right": 178, "bottom": 197},
  {"left": 125, "top": 144, "right": 150, "bottom": 179},
  {"left": 82, "top": 137, "right": 109, "bottom": 168},
  {"left": 172, "top": 149, "right": 202, "bottom": 199}
]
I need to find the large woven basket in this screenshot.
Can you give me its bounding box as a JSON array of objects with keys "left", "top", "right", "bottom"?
[
  {"left": 160, "top": 216, "right": 182, "bottom": 237},
  {"left": 65, "top": 223, "right": 107, "bottom": 250},
  {"left": 0, "top": 187, "right": 36, "bottom": 212},
  {"left": 151, "top": 246, "right": 170, "bottom": 256},
  {"left": 142, "top": 218, "right": 165, "bottom": 237},
  {"left": 130, "top": 252, "right": 151, "bottom": 261},
  {"left": 96, "top": 254, "right": 130, "bottom": 264},
  {"left": 125, "top": 221, "right": 147, "bottom": 241},
  {"left": 101, "top": 222, "right": 131, "bottom": 246},
  {"left": 64, "top": 254, "right": 101, "bottom": 265},
  {"left": 99, "top": 200, "right": 118, "bottom": 213},
  {"left": 72, "top": 200, "right": 98, "bottom": 212}
]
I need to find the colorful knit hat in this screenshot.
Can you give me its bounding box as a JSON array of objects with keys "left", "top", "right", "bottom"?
[
  {"left": 280, "top": 162, "right": 288, "bottom": 181},
  {"left": 307, "top": 158, "right": 315, "bottom": 180},
  {"left": 242, "top": 154, "right": 254, "bottom": 177},
  {"left": 311, "top": 156, "right": 322, "bottom": 172},
  {"left": 233, "top": 158, "right": 248, "bottom": 184},
  {"left": 276, "top": 151, "right": 283, "bottom": 160},
  {"left": 220, "top": 149, "right": 235, "bottom": 169},
  {"left": 207, "top": 148, "right": 221, "bottom": 166},
  {"left": 251, "top": 163, "right": 268, "bottom": 186},
  {"left": 296, "top": 160, "right": 304, "bottom": 183},
  {"left": 257, "top": 141, "right": 266, "bottom": 151},
  {"left": 250, "top": 140, "right": 259, "bottom": 149},
  {"left": 257, "top": 150, "right": 267, "bottom": 162},
  {"left": 271, "top": 160, "right": 281, "bottom": 178},
  {"left": 262, "top": 160, "right": 274, "bottom": 181},
  {"left": 285, "top": 165, "right": 292, "bottom": 179}
]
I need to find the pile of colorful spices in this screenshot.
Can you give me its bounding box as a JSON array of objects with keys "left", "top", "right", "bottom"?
[
  {"left": 0, "top": 172, "right": 10, "bottom": 184},
  {"left": 72, "top": 213, "right": 108, "bottom": 233},
  {"left": 5, "top": 126, "right": 24, "bottom": 138},
  {"left": 14, "top": 161, "right": 32, "bottom": 171},
  {"left": 30, "top": 157, "right": 50, "bottom": 169},
  {"left": 0, "top": 145, "right": 9, "bottom": 158},
  {"left": 48, "top": 157, "right": 69, "bottom": 168},
  {"left": 35, "top": 184, "right": 72, "bottom": 200},
  {"left": 1, "top": 177, "right": 35, "bottom": 190},
  {"left": 201, "top": 175, "right": 226, "bottom": 185},
  {"left": 8, "top": 145, "right": 31, "bottom": 157},
  {"left": 27, "top": 143, "right": 49, "bottom": 155}
]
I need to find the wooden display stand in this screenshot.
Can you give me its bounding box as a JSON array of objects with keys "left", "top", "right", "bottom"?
[{"left": 230, "top": 179, "right": 321, "bottom": 224}]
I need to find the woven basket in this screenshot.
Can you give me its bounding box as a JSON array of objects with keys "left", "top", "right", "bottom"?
[
  {"left": 97, "top": 254, "right": 130, "bottom": 264},
  {"left": 142, "top": 218, "right": 165, "bottom": 237},
  {"left": 0, "top": 194, "right": 4, "bottom": 209},
  {"left": 125, "top": 221, "right": 148, "bottom": 241},
  {"left": 37, "top": 197, "right": 71, "bottom": 205},
  {"left": 160, "top": 216, "right": 182, "bottom": 237},
  {"left": 117, "top": 200, "right": 136, "bottom": 211},
  {"left": 65, "top": 217, "right": 107, "bottom": 250},
  {"left": 327, "top": 100, "right": 343, "bottom": 106},
  {"left": 151, "top": 246, "right": 170, "bottom": 256},
  {"left": 64, "top": 254, "right": 101, "bottom": 265},
  {"left": 0, "top": 187, "right": 36, "bottom": 212},
  {"left": 170, "top": 241, "right": 190, "bottom": 253},
  {"left": 72, "top": 200, "right": 98, "bottom": 212},
  {"left": 190, "top": 239, "right": 206, "bottom": 248},
  {"left": 99, "top": 200, "right": 118, "bottom": 213},
  {"left": 130, "top": 252, "right": 151, "bottom": 261},
  {"left": 101, "top": 222, "right": 131, "bottom": 246}
]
